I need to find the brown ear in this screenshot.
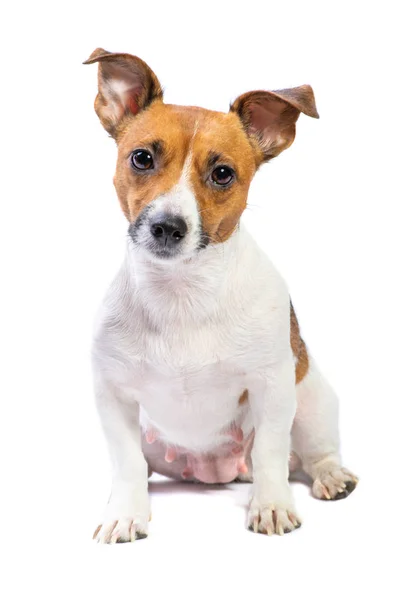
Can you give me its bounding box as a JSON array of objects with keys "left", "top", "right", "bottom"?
[
  {"left": 230, "top": 85, "right": 319, "bottom": 162},
  {"left": 83, "top": 48, "right": 163, "bottom": 137}
]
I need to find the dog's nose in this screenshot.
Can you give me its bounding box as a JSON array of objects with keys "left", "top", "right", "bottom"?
[{"left": 150, "top": 215, "right": 188, "bottom": 246}]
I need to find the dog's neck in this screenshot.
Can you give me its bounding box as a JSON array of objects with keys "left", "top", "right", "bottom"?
[{"left": 126, "top": 227, "right": 245, "bottom": 329}]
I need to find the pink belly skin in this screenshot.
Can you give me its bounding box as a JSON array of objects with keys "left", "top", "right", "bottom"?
[
  {"left": 143, "top": 429, "right": 254, "bottom": 484},
  {"left": 185, "top": 449, "right": 248, "bottom": 484}
]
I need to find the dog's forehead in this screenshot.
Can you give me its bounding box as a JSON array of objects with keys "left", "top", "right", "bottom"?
[{"left": 118, "top": 102, "right": 253, "bottom": 161}]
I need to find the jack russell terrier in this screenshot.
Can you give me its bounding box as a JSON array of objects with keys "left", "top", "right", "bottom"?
[{"left": 84, "top": 48, "right": 358, "bottom": 543}]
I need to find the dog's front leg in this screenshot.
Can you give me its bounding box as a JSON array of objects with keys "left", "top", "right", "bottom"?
[
  {"left": 248, "top": 357, "right": 301, "bottom": 535},
  {"left": 93, "top": 374, "right": 150, "bottom": 544}
]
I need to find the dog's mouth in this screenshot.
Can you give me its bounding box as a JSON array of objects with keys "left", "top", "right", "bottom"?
[{"left": 139, "top": 243, "right": 183, "bottom": 261}]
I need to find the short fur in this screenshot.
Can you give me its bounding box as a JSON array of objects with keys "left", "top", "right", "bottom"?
[{"left": 85, "top": 49, "right": 357, "bottom": 543}]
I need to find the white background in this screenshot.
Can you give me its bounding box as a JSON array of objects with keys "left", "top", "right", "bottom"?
[{"left": 1, "top": 1, "right": 399, "bottom": 598}]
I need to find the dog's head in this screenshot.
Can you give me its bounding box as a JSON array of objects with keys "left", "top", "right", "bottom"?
[{"left": 84, "top": 48, "right": 318, "bottom": 262}]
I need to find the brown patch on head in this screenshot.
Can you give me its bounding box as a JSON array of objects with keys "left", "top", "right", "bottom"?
[
  {"left": 113, "top": 103, "right": 193, "bottom": 220},
  {"left": 187, "top": 110, "right": 256, "bottom": 242},
  {"left": 290, "top": 301, "right": 309, "bottom": 384},
  {"left": 238, "top": 389, "right": 249, "bottom": 406}
]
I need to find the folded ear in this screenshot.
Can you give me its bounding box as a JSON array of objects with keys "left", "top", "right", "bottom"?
[
  {"left": 83, "top": 48, "right": 163, "bottom": 137},
  {"left": 230, "top": 85, "right": 319, "bottom": 162}
]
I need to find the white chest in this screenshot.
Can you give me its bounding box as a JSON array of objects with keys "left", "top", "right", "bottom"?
[
  {"left": 93, "top": 228, "right": 289, "bottom": 452},
  {"left": 134, "top": 355, "right": 249, "bottom": 451}
]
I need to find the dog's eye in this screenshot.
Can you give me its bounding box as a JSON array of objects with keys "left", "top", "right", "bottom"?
[
  {"left": 211, "top": 166, "right": 234, "bottom": 186},
  {"left": 131, "top": 150, "right": 154, "bottom": 171}
]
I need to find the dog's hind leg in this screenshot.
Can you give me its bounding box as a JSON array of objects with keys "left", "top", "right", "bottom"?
[{"left": 291, "top": 358, "right": 358, "bottom": 500}]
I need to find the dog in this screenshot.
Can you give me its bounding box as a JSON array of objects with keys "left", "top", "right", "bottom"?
[{"left": 84, "top": 48, "right": 358, "bottom": 543}]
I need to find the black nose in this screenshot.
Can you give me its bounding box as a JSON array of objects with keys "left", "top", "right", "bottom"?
[{"left": 150, "top": 216, "right": 188, "bottom": 247}]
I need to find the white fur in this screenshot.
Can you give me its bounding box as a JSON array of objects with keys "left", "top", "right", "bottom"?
[{"left": 92, "top": 175, "right": 357, "bottom": 542}]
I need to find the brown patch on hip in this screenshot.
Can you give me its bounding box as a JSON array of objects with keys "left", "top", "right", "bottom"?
[
  {"left": 238, "top": 389, "right": 249, "bottom": 405},
  {"left": 290, "top": 301, "right": 309, "bottom": 384}
]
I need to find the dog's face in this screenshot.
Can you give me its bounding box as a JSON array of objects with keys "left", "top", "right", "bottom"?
[
  {"left": 85, "top": 49, "right": 318, "bottom": 262},
  {"left": 115, "top": 103, "right": 258, "bottom": 260}
]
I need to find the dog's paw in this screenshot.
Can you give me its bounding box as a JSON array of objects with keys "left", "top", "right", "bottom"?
[
  {"left": 312, "top": 464, "right": 358, "bottom": 501},
  {"left": 93, "top": 491, "right": 150, "bottom": 544},
  {"left": 93, "top": 516, "right": 149, "bottom": 544},
  {"left": 248, "top": 499, "right": 301, "bottom": 536}
]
